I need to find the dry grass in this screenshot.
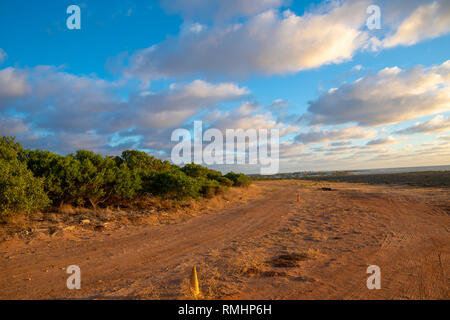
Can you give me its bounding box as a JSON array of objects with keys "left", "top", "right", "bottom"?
[
  {"left": 270, "top": 249, "right": 325, "bottom": 268},
  {"left": 134, "top": 284, "right": 160, "bottom": 300},
  {"left": 304, "top": 230, "right": 328, "bottom": 242},
  {"left": 228, "top": 247, "right": 268, "bottom": 276},
  {"left": 0, "top": 184, "right": 267, "bottom": 241}
]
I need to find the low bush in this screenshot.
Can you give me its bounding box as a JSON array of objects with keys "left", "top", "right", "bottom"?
[
  {"left": 149, "top": 170, "right": 201, "bottom": 200},
  {"left": 224, "top": 172, "right": 252, "bottom": 187},
  {"left": 198, "top": 178, "right": 222, "bottom": 198},
  {"left": 0, "top": 158, "right": 50, "bottom": 216},
  {"left": 0, "top": 137, "right": 50, "bottom": 216},
  {"left": 0, "top": 136, "right": 251, "bottom": 215}
]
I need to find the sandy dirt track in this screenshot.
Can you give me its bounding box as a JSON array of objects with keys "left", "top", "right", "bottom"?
[{"left": 0, "top": 180, "right": 449, "bottom": 299}]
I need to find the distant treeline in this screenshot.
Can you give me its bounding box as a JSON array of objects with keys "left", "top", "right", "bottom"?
[
  {"left": 302, "top": 171, "right": 450, "bottom": 188},
  {"left": 0, "top": 136, "right": 251, "bottom": 216},
  {"left": 250, "top": 169, "right": 450, "bottom": 188}
]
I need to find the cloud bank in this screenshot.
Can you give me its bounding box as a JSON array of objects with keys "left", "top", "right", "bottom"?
[
  {"left": 307, "top": 61, "right": 450, "bottom": 127},
  {"left": 126, "top": 0, "right": 370, "bottom": 80}
]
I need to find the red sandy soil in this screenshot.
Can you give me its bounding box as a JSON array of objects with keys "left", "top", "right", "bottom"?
[{"left": 0, "top": 180, "right": 449, "bottom": 299}]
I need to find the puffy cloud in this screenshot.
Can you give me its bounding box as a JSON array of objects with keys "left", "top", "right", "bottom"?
[
  {"left": 0, "top": 66, "right": 127, "bottom": 136},
  {"left": 44, "top": 131, "right": 111, "bottom": 155},
  {"left": 0, "top": 65, "right": 250, "bottom": 154},
  {"left": 294, "top": 126, "right": 377, "bottom": 144},
  {"left": 127, "top": 80, "right": 249, "bottom": 129},
  {"left": 203, "top": 102, "right": 298, "bottom": 137},
  {"left": 28, "top": 67, "right": 126, "bottom": 133},
  {"left": 122, "top": 0, "right": 450, "bottom": 81},
  {"left": 0, "top": 66, "right": 133, "bottom": 154},
  {"left": 159, "top": 0, "right": 287, "bottom": 22},
  {"left": 1, "top": 65, "right": 248, "bottom": 133},
  {"left": 381, "top": 0, "right": 450, "bottom": 48},
  {"left": 307, "top": 60, "right": 450, "bottom": 127},
  {"left": 393, "top": 115, "right": 450, "bottom": 135},
  {"left": 0, "top": 67, "right": 30, "bottom": 103},
  {"left": 126, "top": 0, "right": 370, "bottom": 79},
  {"left": 0, "top": 116, "right": 29, "bottom": 136}
]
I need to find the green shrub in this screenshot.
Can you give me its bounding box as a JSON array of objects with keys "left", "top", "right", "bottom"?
[
  {"left": 197, "top": 178, "right": 222, "bottom": 198},
  {"left": 112, "top": 163, "right": 142, "bottom": 200},
  {"left": 0, "top": 136, "right": 24, "bottom": 161},
  {"left": 0, "top": 136, "right": 250, "bottom": 214},
  {"left": 216, "top": 176, "right": 233, "bottom": 187},
  {"left": 20, "top": 149, "right": 66, "bottom": 203},
  {"left": 0, "top": 137, "right": 50, "bottom": 216},
  {"left": 22, "top": 149, "right": 144, "bottom": 206},
  {"left": 0, "top": 158, "right": 50, "bottom": 216},
  {"left": 46, "top": 154, "right": 83, "bottom": 206},
  {"left": 149, "top": 169, "right": 201, "bottom": 200},
  {"left": 181, "top": 163, "right": 211, "bottom": 178},
  {"left": 120, "top": 150, "right": 172, "bottom": 174},
  {"left": 224, "top": 172, "right": 252, "bottom": 187}
]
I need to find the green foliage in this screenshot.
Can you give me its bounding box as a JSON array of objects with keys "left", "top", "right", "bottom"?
[
  {"left": 224, "top": 172, "right": 252, "bottom": 187},
  {"left": 0, "top": 159, "right": 50, "bottom": 216},
  {"left": 198, "top": 178, "right": 223, "bottom": 198},
  {"left": 216, "top": 176, "right": 233, "bottom": 188},
  {"left": 0, "top": 136, "right": 251, "bottom": 215},
  {"left": 149, "top": 170, "right": 201, "bottom": 200},
  {"left": 181, "top": 163, "right": 211, "bottom": 179},
  {"left": 112, "top": 163, "right": 142, "bottom": 200},
  {"left": 0, "top": 139, "right": 50, "bottom": 216},
  {"left": 120, "top": 150, "right": 172, "bottom": 174},
  {"left": 21, "top": 150, "right": 71, "bottom": 204},
  {"left": 0, "top": 136, "right": 24, "bottom": 161}
]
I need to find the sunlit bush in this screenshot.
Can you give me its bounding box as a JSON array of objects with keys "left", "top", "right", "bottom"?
[
  {"left": 0, "top": 136, "right": 251, "bottom": 213},
  {"left": 0, "top": 137, "right": 50, "bottom": 216},
  {"left": 224, "top": 172, "right": 252, "bottom": 187}
]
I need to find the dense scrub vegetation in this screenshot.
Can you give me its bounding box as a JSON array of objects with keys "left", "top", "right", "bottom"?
[{"left": 0, "top": 136, "right": 251, "bottom": 216}]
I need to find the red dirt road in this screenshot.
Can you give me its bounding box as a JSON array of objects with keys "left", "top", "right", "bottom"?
[{"left": 0, "top": 180, "right": 449, "bottom": 299}]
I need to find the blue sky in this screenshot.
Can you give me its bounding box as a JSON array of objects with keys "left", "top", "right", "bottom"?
[{"left": 0, "top": 0, "right": 449, "bottom": 173}]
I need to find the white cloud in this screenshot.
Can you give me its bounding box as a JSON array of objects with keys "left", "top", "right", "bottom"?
[
  {"left": 128, "top": 80, "right": 249, "bottom": 128},
  {"left": 307, "top": 60, "right": 450, "bottom": 127},
  {"left": 203, "top": 102, "right": 298, "bottom": 137},
  {"left": 121, "top": 0, "right": 450, "bottom": 81},
  {"left": 1, "top": 67, "right": 248, "bottom": 134},
  {"left": 0, "top": 117, "right": 29, "bottom": 136},
  {"left": 0, "top": 67, "right": 30, "bottom": 103},
  {"left": 294, "top": 126, "right": 377, "bottom": 144},
  {"left": 0, "top": 65, "right": 251, "bottom": 155},
  {"left": 381, "top": 0, "right": 450, "bottom": 48},
  {"left": 126, "top": 0, "right": 370, "bottom": 79},
  {"left": 394, "top": 115, "right": 450, "bottom": 135},
  {"left": 21, "top": 66, "right": 126, "bottom": 134},
  {"left": 188, "top": 23, "right": 205, "bottom": 34}
]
